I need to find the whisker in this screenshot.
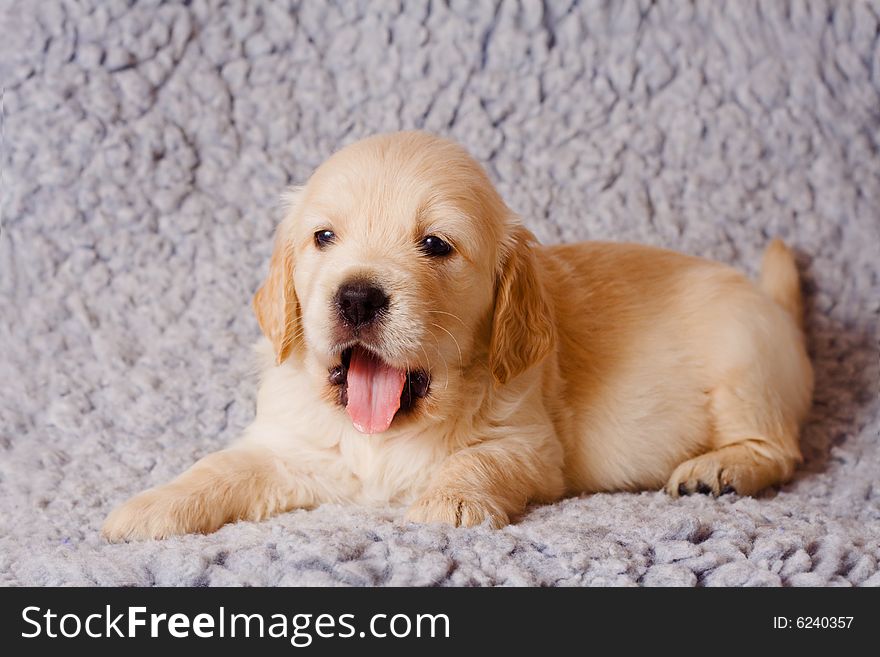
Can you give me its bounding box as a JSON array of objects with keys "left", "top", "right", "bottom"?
[
  {"left": 425, "top": 326, "right": 450, "bottom": 390},
  {"left": 426, "top": 310, "right": 467, "bottom": 327},
  {"left": 282, "top": 326, "right": 307, "bottom": 347},
  {"left": 430, "top": 322, "right": 463, "bottom": 373},
  {"left": 417, "top": 342, "right": 432, "bottom": 373}
]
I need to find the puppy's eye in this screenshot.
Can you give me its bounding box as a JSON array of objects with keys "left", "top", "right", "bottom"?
[
  {"left": 314, "top": 230, "right": 336, "bottom": 249},
  {"left": 420, "top": 235, "right": 452, "bottom": 257}
]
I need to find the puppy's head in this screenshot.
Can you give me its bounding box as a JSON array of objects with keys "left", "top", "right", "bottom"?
[{"left": 254, "top": 132, "right": 554, "bottom": 434}]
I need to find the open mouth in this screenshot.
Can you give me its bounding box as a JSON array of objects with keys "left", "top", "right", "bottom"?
[{"left": 329, "top": 345, "right": 430, "bottom": 435}]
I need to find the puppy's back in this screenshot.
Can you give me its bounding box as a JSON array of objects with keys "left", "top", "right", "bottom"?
[{"left": 535, "top": 241, "right": 809, "bottom": 492}]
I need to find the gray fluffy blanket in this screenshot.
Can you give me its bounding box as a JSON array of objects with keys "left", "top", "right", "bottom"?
[{"left": 1, "top": 0, "right": 878, "bottom": 586}]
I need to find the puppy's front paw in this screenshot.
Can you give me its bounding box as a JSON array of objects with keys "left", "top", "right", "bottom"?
[
  {"left": 666, "top": 453, "right": 740, "bottom": 498},
  {"left": 102, "top": 488, "right": 214, "bottom": 542},
  {"left": 406, "top": 489, "right": 508, "bottom": 528}
]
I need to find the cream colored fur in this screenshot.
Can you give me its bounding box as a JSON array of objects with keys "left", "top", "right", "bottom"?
[{"left": 103, "top": 132, "right": 813, "bottom": 540}]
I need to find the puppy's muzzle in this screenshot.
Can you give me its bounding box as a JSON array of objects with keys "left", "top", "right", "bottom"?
[{"left": 335, "top": 279, "right": 388, "bottom": 329}]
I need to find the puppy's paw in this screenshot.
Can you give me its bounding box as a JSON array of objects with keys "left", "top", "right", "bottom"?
[
  {"left": 406, "top": 489, "right": 508, "bottom": 528},
  {"left": 102, "top": 488, "right": 216, "bottom": 542},
  {"left": 666, "top": 453, "right": 742, "bottom": 498}
]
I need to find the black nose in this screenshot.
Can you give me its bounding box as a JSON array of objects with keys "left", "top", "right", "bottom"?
[{"left": 336, "top": 279, "right": 389, "bottom": 328}]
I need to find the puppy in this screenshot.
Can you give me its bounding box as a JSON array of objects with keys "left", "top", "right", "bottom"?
[{"left": 103, "top": 131, "right": 813, "bottom": 540}]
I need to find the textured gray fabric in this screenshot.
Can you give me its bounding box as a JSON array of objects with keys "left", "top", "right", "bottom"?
[{"left": 1, "top": 0, "right": 879, "bottom": 587}]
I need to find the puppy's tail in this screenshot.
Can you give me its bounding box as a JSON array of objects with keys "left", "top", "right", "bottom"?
[{"left": 760, "top": 239, "right": 804, "bottom": 331}]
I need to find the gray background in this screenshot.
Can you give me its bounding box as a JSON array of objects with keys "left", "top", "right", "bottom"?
[{"left": 1, "top": 0, "right": 878, "bottom": 585}]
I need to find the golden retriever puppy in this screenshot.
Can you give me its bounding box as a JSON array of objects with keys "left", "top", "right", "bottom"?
[{"left": 103, "top": 131, "right": 813, "bottom": 540}]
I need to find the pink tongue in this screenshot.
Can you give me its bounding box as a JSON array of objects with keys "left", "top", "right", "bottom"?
[{"left": 346, "top": 348, "right": 407, "bottom": 434}]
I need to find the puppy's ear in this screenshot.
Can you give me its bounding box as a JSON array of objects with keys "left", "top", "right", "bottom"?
[
  {"left": 489, "top": 225, "right": 555, "bottom": 385},
  {"left": 253, "top": 190, "right": 304, "bottom": 365}
]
